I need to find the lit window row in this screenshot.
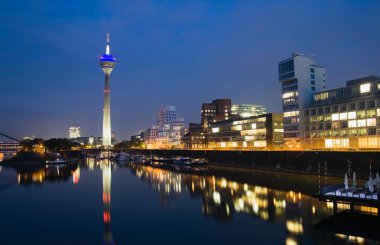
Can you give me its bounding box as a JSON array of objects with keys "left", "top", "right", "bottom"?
[
  {"left": 282, "top": 91, "right": 298, "bottom": 99},
  {"left": 284, "top": 110, "right": 299, "bottom": 117},
  {"left": 314, "top": 92, "right": 328, "bottom": 101}
]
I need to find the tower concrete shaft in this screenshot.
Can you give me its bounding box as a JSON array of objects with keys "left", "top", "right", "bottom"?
[
  {"left": 102, "top": 73, "right": 111, "bottom": 146},
  {"left": 99, "top": 34, "right": 116, "bottom": 147}
]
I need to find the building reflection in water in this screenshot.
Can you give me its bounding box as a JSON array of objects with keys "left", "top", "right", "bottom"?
[
  {"left": 16, "top": 164, "right": 79, "bottom": 186},
  {"left": 129, "top": 163, "right": 373, "bottom": 244}
]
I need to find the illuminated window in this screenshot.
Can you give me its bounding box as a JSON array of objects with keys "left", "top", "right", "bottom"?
[
  {"left": 274, "top": 129, "right": 284, "bottom": 132},
  {"left": 325, "top": 139, "right": 333, "bottom": 148},
  {"left": 325, "top": 138, "right": 349, "bottom": 148},
  {"left": 232, "top": 125, "right": 242, "bottom": 131},
  {"left": 243, "top": 142, "right": 247, "bottom": 147},
  {"left": 212, "top": 128, "right": 219, "bottom": 133},
  {"left": 220, "top": 142, "right": 226, "bottom": 147},
  {"left": 377, "top": 108, "right": 380, "bottom": 117},
  {"left": 251, "top": 123, "right": 257, "bottom": 129},
  {"left": 348, "top": 111, "right": 356, "bottom": 119},
  {"left": 358, "top": 138, "right": 374, "bottom": 148},
  {"left": 360, "top": 83, "right": 371, "bottom": 93},
  {"left": 253, "top": 141, "right": 267, "bottom": 147},
  {"left": 332, "top": 113, "right": 339, "bottom": 121},
  {"left": 245, "top": 136, "right": 254, "bottom": 141},
  {"left": 284, "top": 110, "right": 299, "bottom": 117},
  {"left": 348, "top": 120, "right": 357, "bottom": 128},
  {"left": 339, "top": 112, "right": 347, "bottom": 120},
  {"left": 367, "top": 118, "right": 376, "bottom": 126},
  {"left": 357, "top": 119, "right": 366, "bottom": 127},
  {"left": 367, "top": 109, "right": 376, "bottom": 117},
  {"left": 282, "top": 91, "right": 298, "bottom": 99},
  {"left": 231, "top": 142, "right": 238, "bottom": 147},
  {"left": 314, "top": 92, "right": 328, "bottom": 101}
]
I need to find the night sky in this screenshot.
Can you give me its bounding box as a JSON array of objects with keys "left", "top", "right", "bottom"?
[{"left": 1, "top": 1, "right": 380, "bottom": 140}]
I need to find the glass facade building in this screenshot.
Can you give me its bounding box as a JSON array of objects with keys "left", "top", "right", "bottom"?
[
  {"left": 206, "top": 113, "right": 283, "bottom": 150},
  {"left": 278, "top": 53, "right": 326, "bottom": 147},
  {"left": 231, "top": 104, "right": 267, "bottom": 118},
  {"left": 303, "top": 76, "right": 380, "bottom": 149}
]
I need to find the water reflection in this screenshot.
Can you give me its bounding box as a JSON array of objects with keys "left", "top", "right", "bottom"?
[
  {"left": 1, "top": 158, "right": 378, "bottom": 244},
  {"left": 101, "top": 160, "right": 114, "bottom": 245},
  {"left": 128, "top": 162, "right": 376, "bottom": 244},
  {"left": 16, "top": 164, "right": 78, "bottom": 186}
]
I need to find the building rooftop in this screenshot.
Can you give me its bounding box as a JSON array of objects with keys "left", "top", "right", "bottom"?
[{"left": 346, "top": 75, "right": 380, "bottom": 86}]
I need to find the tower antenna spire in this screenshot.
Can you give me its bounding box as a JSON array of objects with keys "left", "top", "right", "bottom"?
[{"left": 106, "top": 34, "right": 110, "bottom": 55}]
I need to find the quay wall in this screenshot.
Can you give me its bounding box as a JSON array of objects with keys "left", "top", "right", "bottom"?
[{"left": 128, "top": 149, "right": 380, "bottom": 179}]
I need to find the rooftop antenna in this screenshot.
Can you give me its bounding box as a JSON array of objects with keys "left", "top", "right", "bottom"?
[{"left": 106, "top": 34, "right": 110, "bottom": 55}]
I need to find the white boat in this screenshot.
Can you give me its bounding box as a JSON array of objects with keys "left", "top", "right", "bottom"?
[{"left": 46, "top": 158, "right": 67, "bottom": 167}]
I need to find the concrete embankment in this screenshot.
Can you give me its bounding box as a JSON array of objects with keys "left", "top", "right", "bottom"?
[{"left": 128, "top": 149, "right": 380, "bottom": 179}]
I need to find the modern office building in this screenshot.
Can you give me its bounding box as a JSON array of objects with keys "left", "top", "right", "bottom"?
[
  {"left": 206, "top": 113, "right": 284, "bottom": 150},
  {"left": 304, "top": 75, "right": 380, "bottom": 149},
  {"left": 146, "top": 106, "right": 186, "bottom": 149},
  {"left": 201, "top": 99, "right": 232, "bottom": 129},
  {"left": 99, "top": 34, "right": 116, "bottom": 147},
  {"left": 279, "top": 53, "right": 326, "bottom": 147},
  {"left": 69, "top": 127, "right": 80, "bottom": 139},
  {"left": 231, "top": 104, "right": 267, "bottom": 118}
]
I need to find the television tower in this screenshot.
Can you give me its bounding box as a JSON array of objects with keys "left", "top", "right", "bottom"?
[{"left": 99, "top": 34, "right": 116, "bottom": 146}]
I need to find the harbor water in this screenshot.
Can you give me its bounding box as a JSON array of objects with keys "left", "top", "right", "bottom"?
[{"left": 0, "top": 158, "right": 377, "bottom": 244}]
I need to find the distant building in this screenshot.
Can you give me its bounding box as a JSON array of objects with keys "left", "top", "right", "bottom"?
[
  {"left": 69, "top": 127, "right": 80, "bottom": 139},
  {"left": 207, "top": 113, "right": 284, "bottom": 150},
  {"left": 77, "top": 136, "right": 102, "bottom": 146},
  {"left": 183, "top": 123, "right": 206, "bottom": 149},
  {"left": 279, "top": 53, "right": 326, "bottom": 147},
  {"left": 201, "top": 99, "right": 232, "bottom": 129},
  {"left": 129, "top": 132, "right": 145, "bottom": 148},
  {"left": 146, "top": 106, "right": 187, "bottom": 149},
  {"left": 304, "top": 75, "right": 380, "bottom": 149},
  {"left": 231, "top": 104, "right": 267, "bottom": 118},
  {"left": 111, "top": 131, "right": 117, "bottom": 145}
]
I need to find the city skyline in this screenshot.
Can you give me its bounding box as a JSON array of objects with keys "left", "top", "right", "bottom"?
[{"left": 1, "top": 1, "right": 380, "bottom": 139}]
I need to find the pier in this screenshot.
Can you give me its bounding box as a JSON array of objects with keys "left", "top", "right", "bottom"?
[{"left": 314, "top": 183, "right": 380, "bottom": 215}]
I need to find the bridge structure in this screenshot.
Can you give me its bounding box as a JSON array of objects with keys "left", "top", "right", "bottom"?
[{"left": 0, "top": 132, "right": 22, "bottom": 153}]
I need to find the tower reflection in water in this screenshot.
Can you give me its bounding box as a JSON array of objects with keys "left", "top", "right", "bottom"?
[
  {"left": 85, "top": 158, "right": 115, "bottom": 245},
  {"left": 129, "top": 163, "right": 369, "bottom": 244},
  {"left": 101, "top": 159, "right": 114, "bottom": 245}
]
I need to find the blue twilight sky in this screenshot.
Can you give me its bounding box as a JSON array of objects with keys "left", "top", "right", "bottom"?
[{"left": 1, "top": 0, "right": 380, "bottom": 140}]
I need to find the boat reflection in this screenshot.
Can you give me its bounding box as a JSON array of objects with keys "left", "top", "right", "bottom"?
[{"left": 128, "top": 162, "right": 375, "bottom": 244}]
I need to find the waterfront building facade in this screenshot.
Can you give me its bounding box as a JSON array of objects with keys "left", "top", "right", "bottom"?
[
  {"left": 183, "top": 123, "right": 207, "bottom": 149},
  {"left": 279, "top": 53, "right": 326, "bottom": 147},
  {"left": 146, "top": 106, "right": 187, "bottom": 149},
  {"left": 201, "top": 99, "right": 232, "bottom": 129},
  {"left": 206, "top": 113, "right": 284, "bottom": 150},
  {"left": 231, "top": 104, "right": 267, "bottom": 118},
  {"left": 304, "top": 75, "right": 380, "bottom": 149},
  {"left": 69, "top": 126, "right": 80, "bottom": 139}
]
